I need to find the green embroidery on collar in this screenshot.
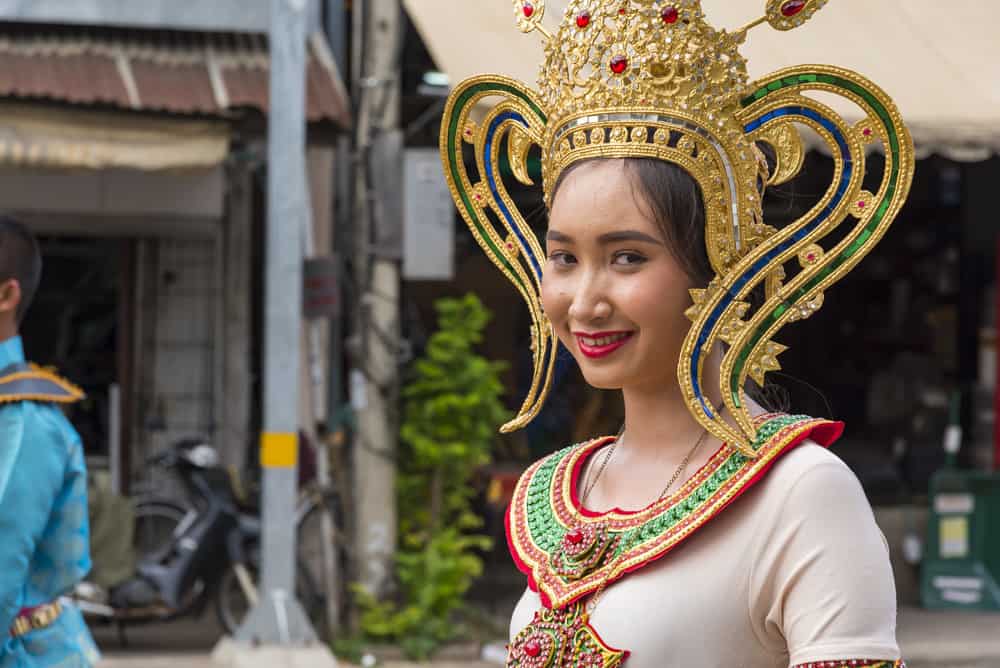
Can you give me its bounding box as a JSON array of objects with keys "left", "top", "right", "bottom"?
[{"left": 524, "top": 414, "right": 808, "bottom": 569}]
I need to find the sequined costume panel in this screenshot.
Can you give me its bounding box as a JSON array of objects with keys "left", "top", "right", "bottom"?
[{"left": 0, "top": 336, "right": 100, "bottom": 667}]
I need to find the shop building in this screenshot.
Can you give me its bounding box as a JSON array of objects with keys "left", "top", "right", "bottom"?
[{"left": 0, "top": 21, "right": 349, "bottom": 491}]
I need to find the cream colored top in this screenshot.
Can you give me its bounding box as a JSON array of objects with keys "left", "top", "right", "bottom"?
[{"left": 509, "top": 442, "right": 900, "bottom": 667}]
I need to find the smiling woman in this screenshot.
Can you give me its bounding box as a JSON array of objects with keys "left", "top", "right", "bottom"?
[{"left": 438, "top": 1, "right": 914, "bottom": 666}]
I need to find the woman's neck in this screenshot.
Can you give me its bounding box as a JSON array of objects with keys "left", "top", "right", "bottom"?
[{"left": 618, "top": 345, "right": 726, "bottom": 461}]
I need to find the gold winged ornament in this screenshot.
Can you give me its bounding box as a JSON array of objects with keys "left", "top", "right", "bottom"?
[{"left": 439, "top": 0, "right": 913, "bottom": 457}]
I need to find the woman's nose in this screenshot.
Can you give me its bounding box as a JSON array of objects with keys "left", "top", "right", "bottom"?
[{"left": 567, "top": 272, "right": 612, "bottom": 323}]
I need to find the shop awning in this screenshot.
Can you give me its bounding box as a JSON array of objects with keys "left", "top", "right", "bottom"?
[
  {"left": 405, "top": 0, "right": 1000, "bottom": 160},
  {"left": 0, "top": 102, "right": 229, "bottom": 170},
  {"left": 0, "top": 23, "right": 350, "bottom": 128}
]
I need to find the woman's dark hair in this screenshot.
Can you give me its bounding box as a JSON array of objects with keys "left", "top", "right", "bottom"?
[{"left": 622, "top": 159, "right": 714, "bottom": 286}]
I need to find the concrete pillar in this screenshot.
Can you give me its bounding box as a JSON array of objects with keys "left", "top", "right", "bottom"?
[
  {"left": 221, "top": 161, "right": 253, "bottom": 473},
  {"left": 351, "top": 0, "right": 402, "bottom": 599}
]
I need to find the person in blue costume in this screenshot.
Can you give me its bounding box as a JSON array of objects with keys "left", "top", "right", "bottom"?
[{"left": 0, "top": 217, "right": 100, "bottom": 667}]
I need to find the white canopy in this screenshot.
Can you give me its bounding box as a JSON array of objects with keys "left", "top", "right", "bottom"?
[{"left": 405, "top": 0, "right": 1000, "bottom": 160}]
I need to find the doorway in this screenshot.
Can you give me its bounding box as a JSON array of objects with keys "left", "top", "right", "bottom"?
[{"left": 20, "top": 236, "right": 134, "bottom": 488}]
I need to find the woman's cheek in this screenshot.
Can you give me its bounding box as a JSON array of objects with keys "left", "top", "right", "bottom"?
[{"left": 540, "top": 276, "right": 570, "bottom": 334}]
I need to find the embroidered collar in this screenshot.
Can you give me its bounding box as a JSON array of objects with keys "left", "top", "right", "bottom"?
[
  {"left": 0, "top": 362, "right": 85, "bottom": 405},
  {"left": 505, "top": 413, "right": 843, "bottom": 609}
]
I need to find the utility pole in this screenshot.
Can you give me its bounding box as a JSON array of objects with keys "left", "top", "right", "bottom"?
[
  {"left": 351, "top": 0, "right": 402, "bottom": 599},
  {"left": 214, "top": 0, "right": 336, "bottom": 664}
]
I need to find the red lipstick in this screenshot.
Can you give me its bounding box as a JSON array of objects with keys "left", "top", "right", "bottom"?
[{"left": 573, "top": 330, "right": 635, "bottom": 359}]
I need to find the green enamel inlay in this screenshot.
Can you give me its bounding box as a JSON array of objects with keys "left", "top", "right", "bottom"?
[
  {"left": 524, "top": 443, "right": 574, "bottom": 551},
  {"left": 445, "top": 81, "right": 545, "bottom": 297},
  {"left": 523, "top": 415, "right": 811, "bottom": 571},
  {"left": 732, "top": 72, "right": 906, "bottom": 399}
]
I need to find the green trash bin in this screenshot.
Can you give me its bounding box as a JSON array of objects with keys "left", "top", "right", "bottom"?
[{"left": 921, "top": 469, "right": 1000, "bottom": 610}]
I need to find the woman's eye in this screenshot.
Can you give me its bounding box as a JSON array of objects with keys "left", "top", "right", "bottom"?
[
  {"left": 613, "top": 251, "right": 647, "bottom": 266},
  {"left": 548, "top": 251, "right": 576, "bottom": 266}
]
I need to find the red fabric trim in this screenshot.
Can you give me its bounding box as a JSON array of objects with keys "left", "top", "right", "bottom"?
[
  {"left": 505, "top": 416, "right": 844, "bottom": 609},
  {"left": 504, "top": 498, "right": 540, "bottom": 595}
]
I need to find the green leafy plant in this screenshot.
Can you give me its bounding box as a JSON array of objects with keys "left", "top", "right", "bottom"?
[{"left": 357, "top": 294, "right": 509, "bottom": 659}]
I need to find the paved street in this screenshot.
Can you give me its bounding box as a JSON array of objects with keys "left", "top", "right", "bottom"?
[{"left": 94, "top": 606, "right": 1000, "bottom": 668}]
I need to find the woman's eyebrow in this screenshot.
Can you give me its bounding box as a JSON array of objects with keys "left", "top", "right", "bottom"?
[
  {"left": 547, "top": 229, "right": 662, "bottom": 245},
  {"left": 596, "top": 230, "right": 663, "bottom": 245}
]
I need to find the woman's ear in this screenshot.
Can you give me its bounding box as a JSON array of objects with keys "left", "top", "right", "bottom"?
[{"left": 0, "top": 278, "right": 22, "bottom": 319}]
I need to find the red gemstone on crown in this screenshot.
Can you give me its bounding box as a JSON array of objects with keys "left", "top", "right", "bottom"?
[
  {"left": 610, "top": 55, "right": 629, "bottom": 74},
  {"left": 806, "top": 253, "right": 816, "bottom": 262},
  {"left": 863, "top": 128, "right": 873, "bottom": 136},
  {"left": 566, "top": 529, "right": 585, "bottom": 545},
  {"left": 524, "top": 639, "right": 542, "bottom": 657},
  {"left": 576, "top": 11, "right": 591, "bottom": 28},
  {"left": 857, "top": 200, "right": 866, "bottom": 208},
  {"left": 522, "top": 3, "right": 534, "bottom": 18},
  {"left": 619, "top": 8, "right": 627, "bottom": 15},
  {"left": 662, "top": 7, "right": 679, "bottom": 23},
  {"left": 780, "top": 0, "right": 806, "bottom": 17}
]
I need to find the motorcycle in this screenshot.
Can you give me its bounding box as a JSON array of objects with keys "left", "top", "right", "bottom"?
[{"left": 71, "top": 438, "right": 323, "bottom": 637}]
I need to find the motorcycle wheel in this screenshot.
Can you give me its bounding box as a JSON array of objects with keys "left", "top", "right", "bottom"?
[
  {"left": 133, "top": 499, "right": 187, "bottom": 560},
  {"left": 215, "top": 555, "right": 325, "bottom": 637}
]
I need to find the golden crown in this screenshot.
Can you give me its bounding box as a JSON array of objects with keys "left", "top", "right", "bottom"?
[{"left": 440, "top": 0, "right": 914, "bottom": 454}]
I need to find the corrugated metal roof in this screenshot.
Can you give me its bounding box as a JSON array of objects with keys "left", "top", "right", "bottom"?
[{"left": 0, "top": 22, "right": 350, "bottom": 128}]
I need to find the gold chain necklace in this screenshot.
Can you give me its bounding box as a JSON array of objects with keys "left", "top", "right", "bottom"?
[{"left": 579, "top": 424, "right": 709, "bottom": 617}]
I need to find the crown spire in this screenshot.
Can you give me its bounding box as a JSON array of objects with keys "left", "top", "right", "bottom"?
[
  {"left": 512, "top": 0, "right": 554, "bottom": 40},
  {"left": 734, "top": 0, "right": 829, "bottom": 36}
]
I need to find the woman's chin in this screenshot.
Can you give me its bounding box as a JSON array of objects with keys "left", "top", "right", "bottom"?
[{"left": 578, "top": 366, "right": 627, "bottom": 390}]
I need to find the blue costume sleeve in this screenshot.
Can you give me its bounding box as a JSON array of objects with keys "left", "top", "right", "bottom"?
[
  {"left": 0, "top": 404, "right": 22, "bottom": 503},
  {"left": 0, "top": 402, "right": 67, "bottom": 633}
]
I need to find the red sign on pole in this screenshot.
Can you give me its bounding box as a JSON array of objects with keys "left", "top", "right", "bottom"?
[{"left": 303, "top": 255, "right": 339, "bottom": 320}]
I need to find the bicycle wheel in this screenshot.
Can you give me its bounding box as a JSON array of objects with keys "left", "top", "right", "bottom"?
[
  {"left": 215, "top": 545, "right": 325, "bottom": 637},
  {"left": 296, "top": 492, "right": 347, "bottom": 599},
  {"left": 215, "top": 561, "right": 253, "bottom": 635},
  {"left": 133, "top": 499, "right": 187, "bottom": 560}
]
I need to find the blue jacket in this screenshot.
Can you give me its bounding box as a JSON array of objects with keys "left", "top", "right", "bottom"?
[{"left": 0, "top": 336, "right": 99, "bottom": 667}]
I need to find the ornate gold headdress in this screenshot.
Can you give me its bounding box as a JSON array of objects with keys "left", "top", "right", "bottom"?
[{"left": 439, "top": 0, "right": 913, "bottom": 456}]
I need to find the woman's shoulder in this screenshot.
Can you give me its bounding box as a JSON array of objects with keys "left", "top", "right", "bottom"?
[
  {"left": 768, "top": 436, "right": 853, "bottom": 480},
  {"left": 755, "top": 436, "right": 871, "bottom": 520}
]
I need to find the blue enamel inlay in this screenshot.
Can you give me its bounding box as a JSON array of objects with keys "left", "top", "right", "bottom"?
[
  {"left": 484, "top": 110, "right": 543, "bottom": 280},
  {"left": 690, "top": 106, "right": 853, "bottom": 417}
]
